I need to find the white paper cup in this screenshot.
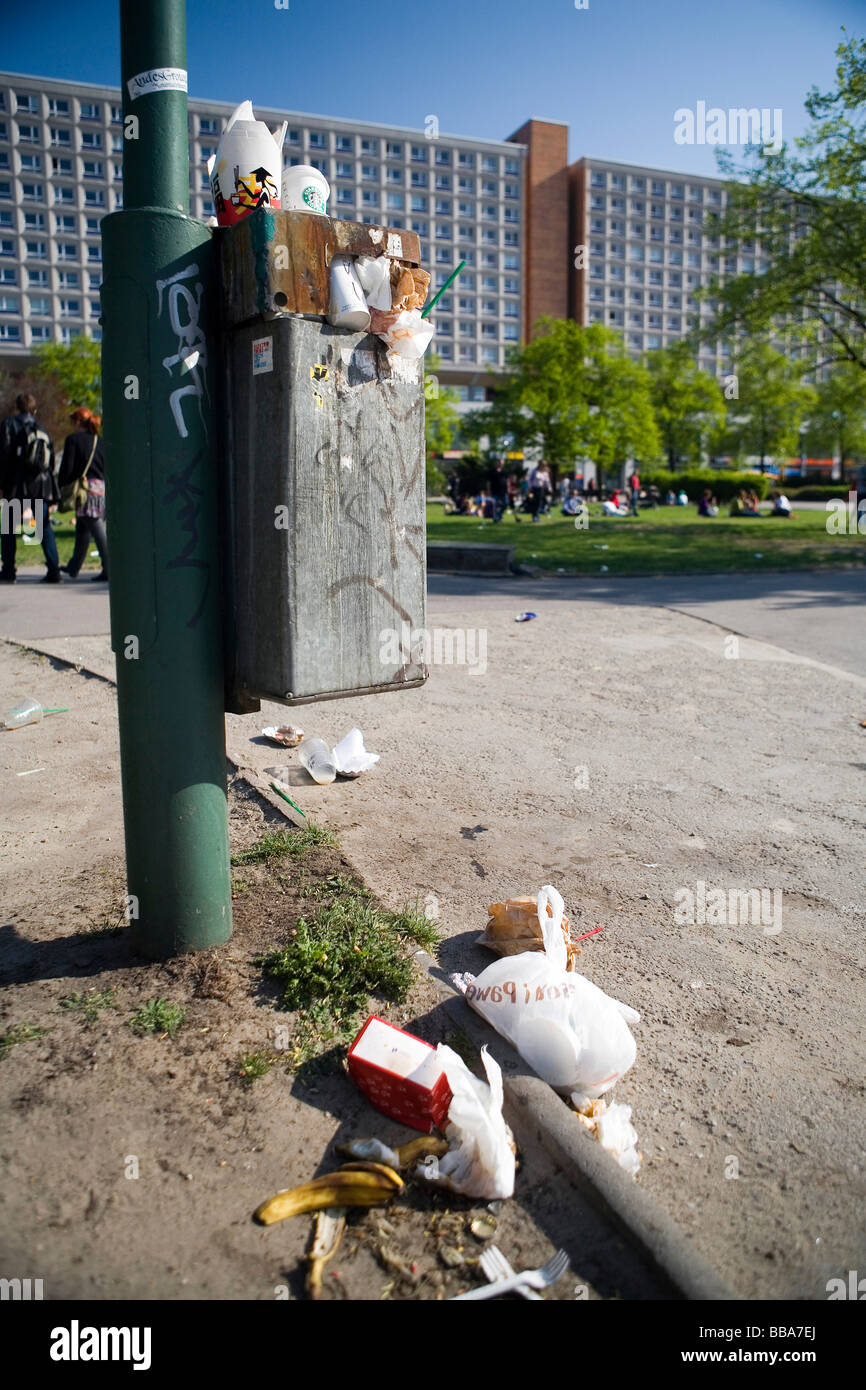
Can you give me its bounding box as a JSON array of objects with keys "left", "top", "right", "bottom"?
[
  {"left": 281, "top": 163, "right": 330, "bottom": 214},
  {"left": 328, "top": 256, "right": 371, "bottom": 331}
]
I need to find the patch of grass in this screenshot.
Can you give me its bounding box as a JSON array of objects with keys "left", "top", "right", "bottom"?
[
  {"left": 426, "top": 499, "right": 866, "bottom": 576},
  {"left": 388, "top": 898, "right": 442, "bottom": 954},
  {"left": 299, "top": 871, "right": 372, "bottom": 902},
  {"left": 59, "top": 988, "right": 118, "bottom": 1025},
  {"left": 236, "top": 1050, "right": 272, "bottom": 1083},
  {"left": 258, "top": 896, "right": 441, "bottom": 1069},
  {"left": 445, "top": 1024, "right": 479, "bottom": 1069},
  {"left": 127, "top": 998, "right": 187, "bottom": 1039},
  {"left": 231, "top": 824, "right": 337, "bottom": 866},
  {"left": 0, "top": 1022, "right": 49, "bottom": 1058},
  {"left": 82, "top": 918, "right": 127, "bottom": 940},
  {"left": 231, "top": 874, "right": 249, "bottom": 894}
]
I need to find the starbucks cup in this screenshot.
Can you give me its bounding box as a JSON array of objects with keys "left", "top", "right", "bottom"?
[
  {"left": 281, "top": 163, "right": 330, "bottom": 215},
  {"left": 328, "top": 255, "right": 371, "bottom": 332}
]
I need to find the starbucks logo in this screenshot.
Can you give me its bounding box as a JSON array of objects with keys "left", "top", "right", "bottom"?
[{"left": 302, "top": 185, "right": 324, "bottom": 212}]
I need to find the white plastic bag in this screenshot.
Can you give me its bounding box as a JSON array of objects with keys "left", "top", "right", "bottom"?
[
  {"left": 354, "top": 255, "right": 393, "bottom": 310},
  {"left": 416, "top": 1044, "right": 515, "bottom": 1200},
  {"left": 457, "top": 886, "right": 638, "bottom": 1101}
]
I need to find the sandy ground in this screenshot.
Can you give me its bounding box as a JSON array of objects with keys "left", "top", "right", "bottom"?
[{"left": 3, "top": 569, "right": 866, "bottom": 1300}]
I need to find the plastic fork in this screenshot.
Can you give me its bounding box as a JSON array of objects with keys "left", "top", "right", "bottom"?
[
  {"left": 452, "top": 1248, "right": 569, "bottom": 1300},
  {"left": 481, "top": 1245, "right": 543, "bottom": 1301}
]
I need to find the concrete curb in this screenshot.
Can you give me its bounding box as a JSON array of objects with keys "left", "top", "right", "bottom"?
[
  {"left": 15, "top": 635, "right": 734, "bottom": 1299},
  {"left": 419, "top": 953, "right": 735, "bottom": 1301}
]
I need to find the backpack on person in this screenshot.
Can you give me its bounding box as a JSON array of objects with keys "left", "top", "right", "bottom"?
[{"left": 20, "top": 422, "right": 53, "bottom": 480}]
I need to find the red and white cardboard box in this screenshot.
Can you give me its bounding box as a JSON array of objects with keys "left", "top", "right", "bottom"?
[{"left": 347, "top": 1015, "right": 452, "bottom": 1133}]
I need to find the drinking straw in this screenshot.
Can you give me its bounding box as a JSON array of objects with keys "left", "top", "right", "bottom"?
[
  {"left": 44, "top": 708, "right": 69, "bottom": 714},
  {"left": 269, "top": 781, "right": 307, "bottom": 818},
  {"left": 421, "top": 259, "right": 466, "bottom": 318},
  {"left": 574, "top": 927, "right": 603, "bottom": 942}
]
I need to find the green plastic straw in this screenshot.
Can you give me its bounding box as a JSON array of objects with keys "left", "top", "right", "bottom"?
[
  {"left": 44, "top": 708, "right": 69, "bottom": 714},
  {"left": 269, "top": 781, "right": 307, "bottom": 818},
  {"left": 421, "top": 260, "right": 466, "bottom": 318}
]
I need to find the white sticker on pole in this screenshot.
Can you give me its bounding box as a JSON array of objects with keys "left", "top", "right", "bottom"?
[
  {"left": 252, "top": 336, "right": 273, "bottom": 375},
  {"left": 127, "top": 67, "right": 189, "bottom": 101}
]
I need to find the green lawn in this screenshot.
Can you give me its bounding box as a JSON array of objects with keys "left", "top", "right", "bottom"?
[
  {"left": 426, "top": 500, "right": 866, "bottom": 576},
  {"left": 9, "top": 512, "right": 99, "bottom": 570}
]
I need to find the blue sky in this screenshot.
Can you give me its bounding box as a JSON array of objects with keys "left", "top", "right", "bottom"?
[{"left": 3, "top": 0, "right": 862, "bottom": 174}]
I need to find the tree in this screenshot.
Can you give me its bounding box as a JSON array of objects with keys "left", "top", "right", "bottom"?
[
  {"left": 803, "top": 361, "right": 866, "bottom": 470},
  {"left": 700, "top": 34, "right": 866, "bottom": 372},
  {"left": 721, "top": 340, "right": 815, "bottom": 471},
  {"left": 471, "top": 318, "right": 659, "bottom": 489},
  {"left": 644, "top": 340, "right": 726, "bottom": 470},
  {"left": 33, "top": 337, "right": 102, "bottom": 413},
  {"left": 423, "top": 351, "right": 459, "bottom": 492},
  {"left": 580, "top": 331, "right": 661, "bottom": 489}
]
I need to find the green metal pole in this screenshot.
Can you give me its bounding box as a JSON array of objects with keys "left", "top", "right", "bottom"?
[{"left": 100, "top": 0, "right": 232, "bottom": 957}]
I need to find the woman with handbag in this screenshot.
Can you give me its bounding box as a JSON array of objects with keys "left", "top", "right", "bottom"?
[{"left": 58, "top": 408, "right": 108, "bottom": 582}]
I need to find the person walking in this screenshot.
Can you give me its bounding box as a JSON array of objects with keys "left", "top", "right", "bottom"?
[
  {"left": 629, "top": 469, "right": 641, "bottom": 515},
  {"left": 0, "top": 393, "right": 61, "bottom": 583},
  {"left": 488, "top": 459, "right": 509, "bottom": 522},
  {"left": 528, "top": 461, "right": 551, "bottom": 523},
  {"left": 58, "top": 408, "right": 108, "bottom": 582}
]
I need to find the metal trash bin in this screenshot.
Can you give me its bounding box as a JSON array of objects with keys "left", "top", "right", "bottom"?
[{"left": 218, "top": 209, "right": 428, "bottom": 712}]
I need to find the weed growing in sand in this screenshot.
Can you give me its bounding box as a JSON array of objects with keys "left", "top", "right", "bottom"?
[
  {"left": 258, "top": 894, "right": 441, "bottom": 1068},
  {"left": 128, "top": 999, "right": 187, "bottom": 1039},
  {"left": 231, "top": 824, "right": 337, "bottom": 866},
  {"left": 0, "top": 1022, "right": 49, "bottom": 1058},
  {"left": 59, "top": 988, "right": 118, "bottom": 1025},
  {"left": 237, "top": 1050, "right": 273, "bottom": 1083}
]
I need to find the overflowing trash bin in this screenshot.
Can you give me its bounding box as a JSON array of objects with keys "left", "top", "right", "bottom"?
[{"left": 214, "top": 103, "right": 434, "bottom": 713}]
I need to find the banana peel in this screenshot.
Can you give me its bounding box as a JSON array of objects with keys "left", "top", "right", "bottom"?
[
  {"left": 338, "top": 1135, "right": 450, "bottom": 1170},
  {"left": 306, "top": 1207, "right": 347, "bottom": 1300},
  {"left": 254, "top": 1163, "right": 403, "bottom": 1226}
]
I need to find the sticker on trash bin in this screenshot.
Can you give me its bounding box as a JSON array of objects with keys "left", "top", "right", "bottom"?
[
  {"left": 312, "top": 389, "right": 324, "bottom": 409},
  {"left": 386, "top": 232, "right": 403, "bottom": 257},
  {"left": 310, "top": 364, "right": 329, "bottom": 382},
  {"left": 252, "top": 336, "right": 273, "bottom": 375}
]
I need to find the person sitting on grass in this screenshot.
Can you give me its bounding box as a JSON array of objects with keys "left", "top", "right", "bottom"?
[
  {"left": 601, "top": 495, "right": 629, "bottom": 516},
  {"left": 697, "top": 489, "right": 719, "bottom": 517},
  {"left": 770, "top": 489, "right": 792, "bottom": 517},
  {"left": 677, "top": 489, "right": 689, "bottom": 505}
]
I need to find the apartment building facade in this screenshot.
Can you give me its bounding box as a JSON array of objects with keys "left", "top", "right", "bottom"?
[{"left": 0, "top": 71, "right": 526, "bottom": 404}]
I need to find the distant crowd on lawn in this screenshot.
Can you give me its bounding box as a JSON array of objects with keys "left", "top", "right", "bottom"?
[{"left": 444, "top": 463, "right": 794, "bottom": 523}]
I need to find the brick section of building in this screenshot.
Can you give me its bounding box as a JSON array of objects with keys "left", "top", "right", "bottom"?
[{"left": 506, "top": 119, "right": 569, "bottom": 337}]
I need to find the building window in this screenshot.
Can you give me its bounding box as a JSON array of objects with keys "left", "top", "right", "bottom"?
[
  {"left": 411, "top": 145, "right": 427, "bottom": 163},
  {"left": 110, "top": 105, "right": 122, "bottom": 124},
  {"left": 28, "top": 296, "right": 50, "bottom": 315},
  {"left": 386, "top": 141, "right": 402, "bottom": 157},
  {"left": 84, "top": 189, "right": 105, "bottom": 207},
  {"left": 17, "top": 123, "right": 40, "bottom": 144},
  {"left": 199, "top": 117, "right": 219, "bottom": 134},
  {"left": 457, "top": 151, "right": 474, "bottom": 169},
  {"left": 58, "top": 271, "right": 80, "bottom": 288},
  {"left": 81, "top": 131, "right": 103, "bottom": 150},
  {"left": 435, "top": 148, "right": 452, "bottom": 167},
  {"left": 361, "top": 190, "right": 378, "bottom": 207},
  {"left": 360, "top": 138, "right": 379, "bottom": 155},
  {"left": 385, "top": 167, "right": 402, "bottom": 184},
  {"left": 410, "top": 195, "right": 428, "bottom": 213},
  {"left": 505, "top": 158, "right": 519, "bottom": 175},
  {"left": 87, "top": 244, "right": 102, "bottom": 262},
  {"left": 0, "top": 238, "right": 14, "bottom": 258},
  {"left": 24, "top": 212, "right": 46, "bottom": 231},
  {"left": 79, "top": 102, "right": 101, "bottom": 120},
  {"left": 0, "top": 322, "right": 21, "bottom": 340},
  {"left": 50, "top": 127, "right": 71, "bottom": 147},
  {"left": 386, "top": 193, "right": 404, "bottom": 211},
  {"left": 22, "top": 184, "right": 44, "bottom": 202},
  {"left": 435, "top": 174, "right": 452, "bottom": 191},
  {"left": 308, "top": 131, "right": 325, "bottom": 148},
  {"left": 82, "top": 160, "right": 104, "bottom": 179},
  {"left": 53, "top": 186, "right": 75, "bottom": 205}
]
